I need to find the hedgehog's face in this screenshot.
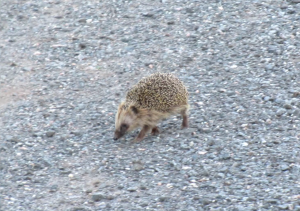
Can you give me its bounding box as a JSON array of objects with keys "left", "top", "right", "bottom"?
[{"left": 114, "top": 103, "right": 140, "bottom": 140}]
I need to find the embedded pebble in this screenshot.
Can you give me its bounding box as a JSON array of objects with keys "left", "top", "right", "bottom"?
[
  {"left": 91, "top": 192, "right": 106, "bottom": 202},
  {"left": 46, "top": 131, "right": 56, "bottom": 137}
]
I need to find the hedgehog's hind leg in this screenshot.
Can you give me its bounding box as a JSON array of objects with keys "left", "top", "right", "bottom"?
[
  {"left": 134, "top": 125, "right": 151, "bottom": 142},
  {"left": 151, "top": 126, "right": 160, "bottom": 135},
  {"left": 181, "top": 108, "right": 189, "bottom": 129}
]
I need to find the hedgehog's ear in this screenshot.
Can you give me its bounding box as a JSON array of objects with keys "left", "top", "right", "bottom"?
[
  {"left": 120, "top": 102, "right": 126, "bottom": 110},
  {"left": 130, "top": 106, "right": 139, "bottom": 114}
]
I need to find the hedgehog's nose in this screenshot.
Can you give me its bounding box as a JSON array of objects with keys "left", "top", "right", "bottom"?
[{"left": 113, "top": 132, "right": 119, "bottom": 140}]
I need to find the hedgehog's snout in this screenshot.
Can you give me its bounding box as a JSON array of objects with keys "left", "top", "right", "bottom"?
[
  {"left": 114, "top": 127, "right": 127, "bottom": 140},
  {"left": 113, "top": 130, "right": 121, "bottom": 140}
]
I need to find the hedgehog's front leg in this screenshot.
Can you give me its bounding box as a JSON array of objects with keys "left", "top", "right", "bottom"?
[{"left": 134, "top": 125, "right": 150, "bottom": 142}]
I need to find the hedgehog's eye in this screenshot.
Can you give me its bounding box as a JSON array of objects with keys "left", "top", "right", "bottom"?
[
  {"left": 120, "top": 124, "right": 128, "bottom": 132},
  {"left": 130, "top": 106, "right": 138, "bottom": 114}
]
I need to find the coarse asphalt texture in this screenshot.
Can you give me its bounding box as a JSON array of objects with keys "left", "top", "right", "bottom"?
[{"left": 1, "top": 0, "right": 300, "bottom": 210}]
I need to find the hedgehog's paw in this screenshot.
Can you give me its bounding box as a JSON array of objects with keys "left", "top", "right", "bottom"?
[
  {"left": 151, "top": 126, "right": 160, "bottom": 135},
  {"left": 132, "top": 125, "right": 150, "bottom": 143}
]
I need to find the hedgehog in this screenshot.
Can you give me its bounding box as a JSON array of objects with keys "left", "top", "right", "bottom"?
[{"left": 114, "top": 72, "right": 189, "bottom": 142}]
